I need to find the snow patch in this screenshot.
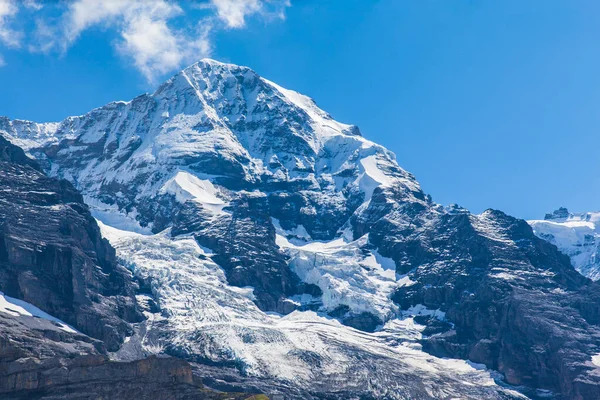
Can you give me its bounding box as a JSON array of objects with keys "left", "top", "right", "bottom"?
[
  {"left": 0, "top": 291, "right": 77, "bottom": 333},
  {"left": 88, "top": 196, "right": 152, "bottom": 235},
  {"left": 397, "top": 274, "right": 417, "bottom": 288},
  {"left": 355, "top": 155, "right": 393, "bottom": 200},
  {"left": 160, "top": 171, "right": 226, "bottom": 213},
  {"left": 402, "top": 304, "right": 447, "bottom": 321}
]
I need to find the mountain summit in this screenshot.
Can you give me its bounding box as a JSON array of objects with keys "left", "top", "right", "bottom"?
[
  {"left": 2, "top": 59, "right": 600, "bottom": 399},
  {"left": 530, "top": 208, "right": 600, "bottom": 281}
]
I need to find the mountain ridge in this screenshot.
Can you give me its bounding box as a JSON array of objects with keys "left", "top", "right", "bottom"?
[{"left": 2, "top": 59, "right": 600, "bottom": 398}]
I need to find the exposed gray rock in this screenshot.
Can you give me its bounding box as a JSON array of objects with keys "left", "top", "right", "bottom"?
[
  {"left": 545, "top": 207, "right": 570, "bottom": 220},
  {"left": 369, "top": 202, "right": 600, "bottom": 397},
  {"left": 0, "top": 355, "right": 252, "bottom": 400},
  {"left": 0, "top": 135, "right": 142, "bottom": 350}
]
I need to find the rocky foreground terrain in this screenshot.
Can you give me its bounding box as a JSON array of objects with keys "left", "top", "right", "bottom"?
[{"left": 1, "top": 59, "right": 600, "bottom": 399}]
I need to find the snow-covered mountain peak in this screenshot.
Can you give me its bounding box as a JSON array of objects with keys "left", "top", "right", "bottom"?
[
  {"left": 3, "top": 59, "right": 600, "bottom": 399},
  {"left": 165, "top": 58, "right": 367, "bottom": 152},
  {"left": 0, "top": 59, "right": 425, "bottom": 238},
  {"left": 529, "top": 208, "right": 600, "bottom": 280}
]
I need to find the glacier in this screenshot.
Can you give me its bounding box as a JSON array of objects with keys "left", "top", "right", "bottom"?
[{"left": 100, "top": 221, "right": 522, "bottom": 399}]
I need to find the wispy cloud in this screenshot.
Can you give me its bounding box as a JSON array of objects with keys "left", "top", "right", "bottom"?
[
  {"left": 60, "top": 0, "right": 206, "bottom": 82},
  {"left": 22, "top": 0, "right": 43, "bottom": 11},
  {"left": 210, "top": 0, "right": 264, "bottom": 28},
  {"left": 0, "top": 0, "right": 20, "bottom": 48},
  {"left": 0, "top": 0, "right": 290, "bottom": 82},
  {"left": 205, "top": 0, "right": 290, "bottom": 28}
]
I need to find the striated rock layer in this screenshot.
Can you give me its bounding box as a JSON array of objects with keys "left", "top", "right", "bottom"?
[{"left": 0, "top": 135, "right": 141, "bottom": 350}]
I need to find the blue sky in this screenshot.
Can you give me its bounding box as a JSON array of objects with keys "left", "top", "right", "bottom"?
[{"left": 0, "top": 0, "right": 599, "bottom": 220}]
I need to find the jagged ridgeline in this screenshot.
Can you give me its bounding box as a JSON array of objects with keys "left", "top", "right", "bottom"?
[{"left": 2, "top": 59, "right": 600, "bottom": 399}]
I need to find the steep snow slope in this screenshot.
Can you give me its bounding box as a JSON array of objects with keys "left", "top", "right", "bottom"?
[
  {"left": 0, "top": 291, "right": 77, "bottom": 333},
  {"left": 4, "top": 59, "right": 600, "bottom": 398},
  {"left": 529, "top": 208, "right": 600, "bottom": 280}
]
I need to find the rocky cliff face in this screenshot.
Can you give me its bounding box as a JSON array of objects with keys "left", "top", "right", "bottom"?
[
  {"left": 0, "top": 135, "right": 142, "bottom": 350},
  {"left": 3, "top": 59, "right": 600, "bottom": 398},
  {"left": 0, "top": 354, "right": 252, "bottom": 400},
  {"left": 379, "top": 207, "right": 600, "bottom": 397}
]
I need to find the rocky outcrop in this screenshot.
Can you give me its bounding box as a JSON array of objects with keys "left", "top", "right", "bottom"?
[
  {"left": 0, "top": 355, "right": 252, "bottom": 400},
  {"left": 545, "top": 206, "right": 570, "bottom": 220},
  {"left": 366, "top": 202, "right": 600, "bottom": 397},
  {"left": 0, "top": 135, "right": 142, "bottom": 350},
  {"left": 172, "top": 193, "right": 300, "bottom": 312}
]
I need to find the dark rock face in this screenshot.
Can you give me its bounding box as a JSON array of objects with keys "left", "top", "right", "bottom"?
[
  {"left": 329, "top": 305, "right": 382, "bottom": 332},
  {"left": 361, "top": 190, "right": 600, "bottom": 397},
  {"left": 545, "top": 207, "right": 570, "bottom": 220},
  {"left": 0, "top": 310, "right": 104, "bottom": 363},
  {"left": 172, "top": 193, "right": 300, "bottom": 313},
  {"left": 0, "top": 355, "right": 250, "bottom": 400},
  {"left": 0, "top": 136, "right": 142, "bottom": 351}
]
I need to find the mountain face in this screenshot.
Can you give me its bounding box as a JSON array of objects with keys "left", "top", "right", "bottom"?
[
  {"left": 0, "top": 135, "right": 253, "bottom": 399},
  {"left": 2, "top": 59, "right": 424, "bottom": 319},
  {"left": 0, "top": 135, "right": 141, "bottom": 350},
  {"left": 529, "top": 208, "right": 600, "bottom": 281},
  {"left": 2, "top": 59, "right": 600, "bottom": 399}
]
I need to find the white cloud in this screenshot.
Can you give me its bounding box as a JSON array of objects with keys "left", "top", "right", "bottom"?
[
  {"left": 117, "top": 13, "right": 211, "bottom": 82},
  {"left": 0, "top": 0, "right": 290, "bottom": 80},
  {"left": 206, "top": 0, "right": 290, "bottom": 28},
  {"left": 60, "top": 0, "right": 207, "bottom": 82},
  {"left": 0, "top": 0, "right": 20, "bottom": 66},
  {"left": 0, "top": 0, "right": 20, "bottom": 48},
  {"left": 22, "top": 0, "right": 43, "bottom": 11},
  {"left": 64, "top": 0, "right": 181, "bottom": 44},
  {"left": 211, "top": 0, "right": 262, "bottom": 28}
]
